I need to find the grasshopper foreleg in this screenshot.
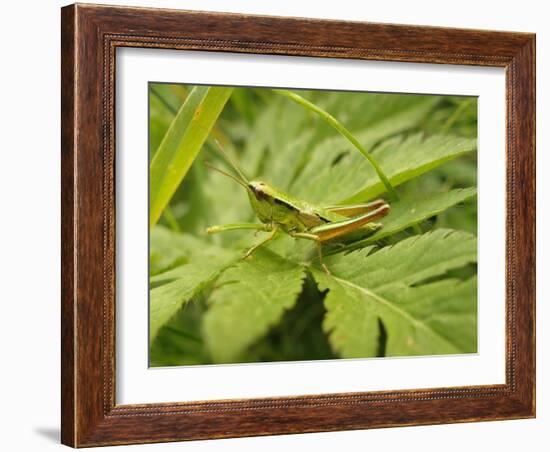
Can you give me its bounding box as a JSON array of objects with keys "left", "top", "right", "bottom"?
[
  {"left": 207, "top": 223, "right": 273, "bottom": 234},
  {"left": 243, "top": 225, "right": 279, "bottom": 259},
  {"left": 207, "top": 222, "right": 280, "bottom": 259}
]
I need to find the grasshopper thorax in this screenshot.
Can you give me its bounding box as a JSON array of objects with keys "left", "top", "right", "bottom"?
[{"left": 247, "top": 180, "right": 307, "bottom": 231}]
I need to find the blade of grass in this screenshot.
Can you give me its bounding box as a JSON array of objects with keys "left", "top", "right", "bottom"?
[
  {"left": 149, "top": 86, "right": 233, "bottom": 227},
  {"left": 149, "top": 85, "right": 232, "bottom": 156},
  {"left": 440, "top": 98, "right": 476, "bottom": 135},
  {"left": 273, "top": 88, "right": 399, "bottom": 201},
  {"left": 150, "top": 84, "right": 178, "bottom": 115},
  {"left": 162, "top": 205, "right": 181, "bottom": 232}
]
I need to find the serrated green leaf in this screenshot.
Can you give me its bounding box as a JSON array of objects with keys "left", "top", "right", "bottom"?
[
  {"left": 261, "top": 131, "right": 314, "bottom": 190},
  {"left": 346, "top": 187, "right": 477, "bottom": 248},
  {"left": 291, "top": 133, "right": 475, "bottom": 205},
  {"left": 149, "top": 232, "right": 239, "bottom": 344},
  {"left": 203, "top": 249, "right": 306, "bottom": 363},
  {"left": 255, "top": 92, "right": 437, "bottom": 196},
  {"left": 150, "top": 301, "right": 209, "bottom": 367},
  {"left": 342, "top": 134, "right": 477, "bottom": 203},
  {"left": 317, "top": 278, "right": 381, "bottom": 358},
  {"left": 150, "top": 225, "right": 228, "bottom": 275},
  {"left": 312, "top": 229, "right": 477, "bottom": 358},
  {"left": 150, "top": 257, "right": 237, "bottom": 345},
  {"left": 380, "top": 277, "right": 477, "bottom": 354},
  {"left": 319, "top": 91, "right": 439, "bottom": 136}
]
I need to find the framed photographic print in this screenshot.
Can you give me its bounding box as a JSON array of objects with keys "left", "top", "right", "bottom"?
[{"left": 61, "top": 3, "right": 536, "bottom": 447}]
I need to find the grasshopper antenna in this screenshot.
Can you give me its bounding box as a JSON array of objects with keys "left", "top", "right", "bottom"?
[
  {"left": 213, "top": 139, "right": 249, "bottom": 184},
  {"left": 204, "top": 161, "right": 250, "bottom": 191}
]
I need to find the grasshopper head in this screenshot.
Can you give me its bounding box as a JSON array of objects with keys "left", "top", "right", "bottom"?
[{"left": 249, "top": 181, "right": 271, "bottom": 200}]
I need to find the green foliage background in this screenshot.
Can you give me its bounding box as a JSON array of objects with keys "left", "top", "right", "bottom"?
[{"left": 148, "top": 83, "right": 478, "bottom": 366}]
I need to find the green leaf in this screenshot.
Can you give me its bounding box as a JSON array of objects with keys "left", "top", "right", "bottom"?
[
  {"left": 319, "top": 91, "right": 440, "bottom": 137},
  {"left": 150, "top": 301, "right": 209, "bottom": 367},
  {"left": 291, "top": 133, "right": 476, "bottom": 205},
  {"left": 203, "top": 249, "right": 306, "bottom": 363},
  {"left": 341, "top": 134, "right": 477, "bottom": 203},
  {"left": 274, "top": 89, "right": 399, "bottom": 200},
  {"left": 344, "top": 187, "right": 477, "bottom": 249},
  {"left": 256, "top": 92, "right": 437, "bottom": 193},
  {"left": 150, "top": 225, "right": 223, "bottom": 275},
  {"left": 261, "top": 132, "right": 314, "bottom": 191},
  {"left": 380, "top": 277, "right": 477, "bottom": 354},
  {"left": 149, "top": 86, "right": 233, "bottom": 227},
  {"left": 149, "top": 232, "right": 239, "bottom": 344},
  {"left": 312, "top": 229, "right": 477, "bottom": 358},
  {"left": 240, "top": 96, "right": 312, "bottom": 183}
]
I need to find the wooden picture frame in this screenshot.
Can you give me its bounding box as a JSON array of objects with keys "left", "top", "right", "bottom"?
[{"left": 61, "top": 3, "right": 536, "bottom": 447}]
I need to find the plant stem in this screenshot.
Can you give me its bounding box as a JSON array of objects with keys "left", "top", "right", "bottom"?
[{"left": 273, "top": 89, "right": 399, "bottom": 202}]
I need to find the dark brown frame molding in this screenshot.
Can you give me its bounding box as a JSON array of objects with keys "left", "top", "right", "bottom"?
[{"left": 61, "top": 3, "right": 536, "bottom": 447}]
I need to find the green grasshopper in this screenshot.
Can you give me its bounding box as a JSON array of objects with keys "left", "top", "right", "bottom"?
[{"left": 206, "top": 143, "right": 390, "bottom": 273}]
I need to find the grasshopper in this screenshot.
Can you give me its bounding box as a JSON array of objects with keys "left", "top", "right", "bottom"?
[{"left": 206, "top": 143, "right": 390, "bottom": 273}]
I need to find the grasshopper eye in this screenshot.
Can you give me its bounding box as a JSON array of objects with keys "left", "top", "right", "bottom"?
[{"left": 251, "top": 185, "right": 265, "bottom": 200}]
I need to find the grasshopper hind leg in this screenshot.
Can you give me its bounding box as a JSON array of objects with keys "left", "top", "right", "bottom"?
[
  {"left": 287, "top": 230, "right": 332, "bottom": 275},
  {"left": 317, "top": 242, "right": 331, "bottom": 275}
]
